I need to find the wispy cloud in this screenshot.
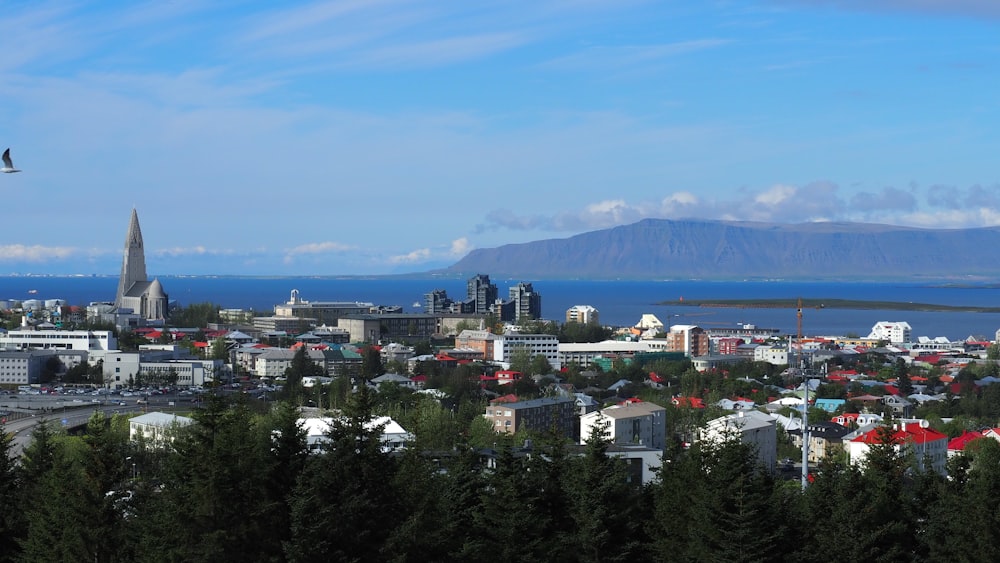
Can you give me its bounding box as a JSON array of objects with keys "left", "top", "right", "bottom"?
[
  {"left": 286, "top": 242, "right": 356, "bottom": 256},
  {"left": 775, "top": 0, "right": 1000, "bottom": 19},
  {"left": 449, "top": 237, "right": 472, "bottom": 257},
  {"left": 0, "top": 245, "right": 78, "bottom": 262},
  {"left": 388, "top": 248, "right": 432, "bottom": 264},
  {"left": 479, "top": 181, "right": 1000, "bottom": 234},
  {"left": 541, "top": 39, "right": 731, "bottom": 71},
  {"left": 357, "top": 32, "right": 527, "bottom": 68}
]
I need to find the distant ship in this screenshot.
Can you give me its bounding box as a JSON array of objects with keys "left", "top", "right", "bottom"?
[
  {"left": 27, "top": 289, "right": 37, "bottom": 294},
  {"left": 412, "top": 301, "right": 421, "bottom": 308}
]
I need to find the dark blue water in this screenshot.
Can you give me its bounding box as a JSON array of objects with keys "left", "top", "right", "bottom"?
[{"left": 3, "top": 276, "right": 1000, "bottom": 341}]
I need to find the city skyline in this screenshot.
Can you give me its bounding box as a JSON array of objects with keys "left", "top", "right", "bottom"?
[{"left": 1, "top": 1, "right": 999, "bottom": 276}]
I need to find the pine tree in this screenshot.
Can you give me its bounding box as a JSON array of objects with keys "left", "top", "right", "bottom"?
[
  {"left": 568, "top": 421, "right": 643, "bottom": 562},
  {"left": 0, "top": 421, "right": 23, "bottom": 563},
  {"left": 286, "top": 384, "right": 401, "bottom": 563}
]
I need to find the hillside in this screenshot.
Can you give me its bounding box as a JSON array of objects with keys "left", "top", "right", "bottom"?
[{"left": 442, "top": 218, "right": 1000, "bottom": 279}]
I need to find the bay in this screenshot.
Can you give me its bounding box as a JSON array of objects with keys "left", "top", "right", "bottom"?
[{"left": 2, "top": 275, "right": 1000, "bottom": 341}]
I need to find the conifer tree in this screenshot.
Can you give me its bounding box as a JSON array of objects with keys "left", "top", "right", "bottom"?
[
  {"left": 285, "top": 384, "right": 401, "bottom": 563},
  {"left": 0, "top": 421, "right": 23, "bottom": 563}
]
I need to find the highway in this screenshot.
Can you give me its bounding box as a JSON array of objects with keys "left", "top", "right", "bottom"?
[{"left": 1, "top": 392, "right": 196, "bottom": 457}]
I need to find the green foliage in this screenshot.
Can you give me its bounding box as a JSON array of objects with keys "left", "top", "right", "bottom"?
[{"left": 168, "top": 302, "right": 222, "bottom": 327}]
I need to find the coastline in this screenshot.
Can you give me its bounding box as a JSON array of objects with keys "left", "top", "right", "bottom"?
[{"left": 657, "top": 298, "right": 1000, "bottom": 313}]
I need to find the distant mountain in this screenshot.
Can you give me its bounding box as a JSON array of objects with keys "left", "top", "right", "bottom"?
[{"left": 441, "top": 219, "right": 1000, "bottom": 280}]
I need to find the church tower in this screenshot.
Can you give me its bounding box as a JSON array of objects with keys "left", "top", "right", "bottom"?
[
  {"left": 115, "top": 208, "right": 147, "bottom": 307},
  {"left": 114, "top": 209, "right": 168, "bottom": 321}
]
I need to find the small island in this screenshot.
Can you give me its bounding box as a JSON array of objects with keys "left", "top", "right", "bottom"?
[{"left": 656, "top": 298, "right": 1000, "bottom": 313}]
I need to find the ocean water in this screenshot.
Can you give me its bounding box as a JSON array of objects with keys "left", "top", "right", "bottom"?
[{"left": 3, "top": 275, "right": 1000, "bottom": 341}]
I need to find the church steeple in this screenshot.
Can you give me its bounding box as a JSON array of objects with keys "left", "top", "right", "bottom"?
[{"left": 115, "top": 208, "right": 148, "bottom": 307}]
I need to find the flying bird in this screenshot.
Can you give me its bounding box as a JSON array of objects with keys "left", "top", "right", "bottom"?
[{"left": 1, "top": 148, "right": 20, "bottom": 173}]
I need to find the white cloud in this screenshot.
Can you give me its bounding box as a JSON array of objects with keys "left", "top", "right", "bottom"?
[
  {"left": 0, "top": 245, "right": 77, "bottom": 262},
  {"left": 754, "top": 184, "right": 796, "bottom": 206},
  {"left": 541, "top": 40, "right": 732, "bottom": 71},
  {"left": 286, "top": 242, "right": 355, "bottom": 256},
  {"left": 449, "top": 237, "right": 472, "bottom": 256},
  {"left": 389, "top": 248, "right": 432, "bottom": 264}
]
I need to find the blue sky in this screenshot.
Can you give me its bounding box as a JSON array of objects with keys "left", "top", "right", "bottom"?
[{"left": 2, "top": 0, "right": 999, "bottom": 276}]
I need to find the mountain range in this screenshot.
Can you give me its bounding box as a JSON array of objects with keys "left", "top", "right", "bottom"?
[{"left": 441, "top": 219, "right": 1000, "bottom": 280}]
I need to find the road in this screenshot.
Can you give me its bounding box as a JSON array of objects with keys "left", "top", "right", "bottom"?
[{"left": 2, "top": 391, "right": 200, "bottom": 457}]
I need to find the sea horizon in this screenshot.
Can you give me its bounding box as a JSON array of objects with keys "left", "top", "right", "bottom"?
[{"left": 2, "top": 275, "right": 1000, "bottom": 342}]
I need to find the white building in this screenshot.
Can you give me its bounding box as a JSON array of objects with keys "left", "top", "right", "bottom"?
[
  {"left": 493, "top": 332, "right": 560, "bottom": 370},
  {"left": 846, "top": 420, "right": 948, "bottom": 475},
  {"left": 566, "top": 305, "right": 599, "bottom": 325},
  {"left": 255, "top": 348, "right": 326, "bottom": 379},
  {"left": 700, "top": 410, "right": 777, "bottom": 471},
  {"left": 129, "top": 412, "right": 195, "bottom": 447},
  {"left": 867, "top": 321, "right": 912, "bottom": 344},
  {"left": 754, "top": 344, "right": 788, "bottom": 366},
  {"left": 299, "top": 416, "right": 413, "bottom": 453},
  {"left": 580, "top": 399, "right": 667, "bottom": 450},
  {"left": 0, "top": 329, "right": 117, "bottom": 352},
  {"left": 558, "top": 340, "right": 652, "bottom": 368},
  {"left": 635, "top": 314, "right": 664, "bottom": 331}
]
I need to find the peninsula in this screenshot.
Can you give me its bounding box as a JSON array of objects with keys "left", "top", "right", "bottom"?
[{"left": 655, "top": 298, "right": 1000, "bottom": 313}]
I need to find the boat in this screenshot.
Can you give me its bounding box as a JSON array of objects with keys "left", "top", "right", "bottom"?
[
  {"left": 27, "top": 289, "right": 37, "bottom": 294},
  {"left": 412, "top": 301, "right": 422, "bottom": 308}
]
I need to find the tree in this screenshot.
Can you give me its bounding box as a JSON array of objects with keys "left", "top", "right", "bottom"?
[
  {"left": 210, "top": 337, "right": 229, "bottom": 361},
  {"left": 569, "top": 421, "right": 644, "bottom": 562},
  {"left": 895, "top": 357, "right": 913, "bottom": 395},
  {"left": 360, "top": 346, "right": 385, "bottom": 380},
  {"left": 0, "top": 421, "right": 23, "bottom": 563},
  {"left": 286, "top": 385, "right": 402, "bottom": 562},
  {"left": 988, "top": 343, "right": 1000, "bottom": 360},
  {"left": 530, "top": 354, "right": 552, "bottom": 377}
]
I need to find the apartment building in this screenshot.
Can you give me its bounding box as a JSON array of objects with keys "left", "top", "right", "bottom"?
[
  {"left": 483, "top": 396, "right": 576, "bottom": 439},
  {"left": 665, "top": 325, "right": 710, "bottom": 357},
  {"left": 493, "top": 332, "right": 560, "bottom": 370},
  {"left": 566, "top": 305, "right": 599, "bottom": 325},
  {"left": 580, "top": 399, "right": 667, "bottom": 450}
]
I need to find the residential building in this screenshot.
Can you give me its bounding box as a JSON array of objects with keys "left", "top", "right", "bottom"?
[
  {"left": 493, "top": 332, "right": 560, "bottom": 370},
  {"left": 700, "top": 410, "right": 778, "bottom": 471},
  {"left": 255, "top": 348, "right": 326, "bottom": 379},
  {"left": 381, "top": 343, "right": 415, "bottom": 364},
  {"left": 508, "top": 282, "right": 541, "bottom": 322},
  {"left": 456, "top": 329, "right": 497, "bottom": 360},
  {"left": 483, "top": 396, "right": 576, "bottom": 438},
  {"left": 847, "top": 421, "right": 948, "bottom": 474},
  {"left": 754, "top": 344, "right": 788, "bottom": 366},
  {"left": 665, "top": 325, "right": 710, "bottom": 357},
  {"left": 299, "top": 416, "right": 413, "bottom": 453},
  {"left": 566, "top": 305, "right": 599, "bottom": 325},
  {"left": 714, "top": 337, "right": 745, "bottom": 355},
  {"left": 129, "top": 412, "right": 194, "bottom": 447},
  {"left": 867, "top": 321, "right": 912, "bottom": 344},
  {"left": 467, "top": 274, "right": 498, "bottom": 315},
  {"left": 114, "top": 209, "right": 168, "bottom": 322},
  {"left": 580, "top": 399, "right": 667, "bottom": 450},
  {"left": 788, "top": 421, "right": 851, "bottom": 463},
  {"left": 424, "top": 289, "right": 453, "bottom": 314},
  {"left": 691, "top": 355, "right": 744, "bottom": 372}
]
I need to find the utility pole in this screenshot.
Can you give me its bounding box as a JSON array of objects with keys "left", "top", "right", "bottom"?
[{"left": 798, "top": 298, "right": 809, "bottom": 491}]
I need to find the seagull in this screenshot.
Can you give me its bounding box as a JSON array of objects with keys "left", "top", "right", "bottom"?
[{"left": 1, "top": 148, "right": 20, "bottom": 173}]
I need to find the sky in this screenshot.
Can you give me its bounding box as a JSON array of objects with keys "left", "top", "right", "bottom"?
[{"left": 2, "top": 0, "right": 1000, "bottom": 276}]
